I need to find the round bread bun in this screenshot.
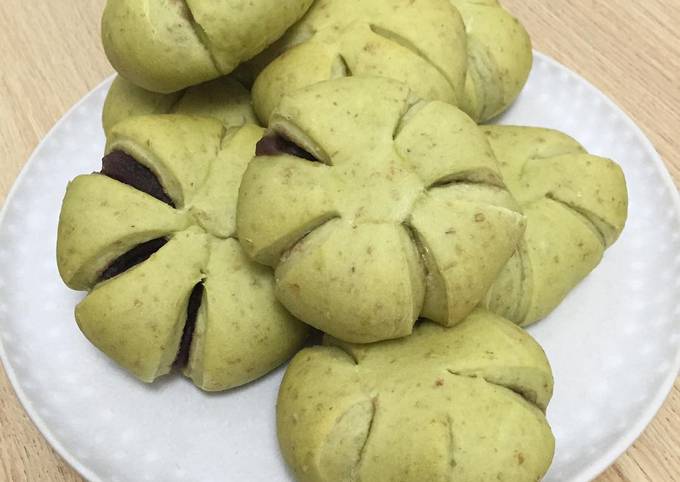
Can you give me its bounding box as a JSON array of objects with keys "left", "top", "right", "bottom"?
[
  {"left": 57, "top": 115, "right": 309, "bottom": 391},
  {"left": 251, "top": 0, "right": 531, "bottom": 124},
  {"left": 278, "top": 308, "right": 555, "bottom": 482},
  {"left": 483, "top": 126, "right": 628, "bottom": 325},
  {"left": 237, "top": 77, "right": 526, "bottom": 343},
  {"left": 101, "top": 0, "right": 315, "bottom": 93}
]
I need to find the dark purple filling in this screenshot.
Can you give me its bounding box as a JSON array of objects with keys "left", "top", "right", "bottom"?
[
  {"left": 100, "top": 238, "right": 168, "bottom": 281},
  {"left": 101, "top": 150, "right": 175, "bottom": 207},
  {"left": 174, "top": 283, "right": 204, "bottom": 368},
  {"left": 255, "top": 132, "right": 318, "bottom": 162}
]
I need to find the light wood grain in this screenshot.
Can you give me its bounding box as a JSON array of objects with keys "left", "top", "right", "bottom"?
[{"left": 0, "top": 1, "right": 678, "bottom": 481}]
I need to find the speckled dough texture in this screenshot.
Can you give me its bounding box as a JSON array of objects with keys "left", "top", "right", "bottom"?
[
  {"left": 278, "top": 308, "right": 555, "bottom": 482},
  {"left": 57, "top": 115, "right": 309, "bottom": 391},
  {"left": 482, "top": 126, "right": 628, "bottom": 326},
  {"left": 251, "top": 0, "right": 531, "bottom": 124},
  {"left": 102, "top": 75, "right": 258, "bottom": 136},
  {"left": 237, "top": 77, "right": 526, "bottom": 343},
  {"left": 102, "top": 0, "right": 315, "bottom": 93}
]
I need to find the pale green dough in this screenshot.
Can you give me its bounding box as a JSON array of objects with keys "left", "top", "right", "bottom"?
[
  {"left": 483, "top": 126, "right": 629, "bottom": 326},
  {"left": 237, "top": 77, "right": 526, "bottom": 343},
  {"left": 185, "top": 237, "right": 307, "bottom": 391},
  {"left": 57, "top": 174, "right": 191, "bottom": 291},
  {"left": 251, "top": 0, "right": 531, "bottom": 124},
  {"left": 76, "top": 227, "right": 209, "bottom": 383},
  {"left": 278, "top": 308, "right": 555, "bottom": 482},
  {"left": 102, "top": 76, "right": 258, "bottom": 136},
  {"left": 57, "top": 115, "right": 310, "bottom": 390},
  {"left": 101, "top": 0, "right": 314, "bottom": 93},
  {"left": 451, "top": 0, "right": 533, "bottom": 122}
]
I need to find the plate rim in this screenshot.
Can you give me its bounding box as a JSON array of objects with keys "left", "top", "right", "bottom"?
[
  {"left": 0, "top": 74, "right": 113, "bottom": 482},
  {"left": 0, "top": 51, "right": 678, "bottom": 482},
  {"left": 534, "top": 53, "right": 680, "bottom": 481}
]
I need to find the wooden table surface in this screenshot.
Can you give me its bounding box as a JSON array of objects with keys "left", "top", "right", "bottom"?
[{"left": 1, "top": 1, "right": 679, "bottom": 481}]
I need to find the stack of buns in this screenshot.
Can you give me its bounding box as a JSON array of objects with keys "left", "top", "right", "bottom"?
[{"left": 56, "top": 1, "right": 628, "bottom": 480}]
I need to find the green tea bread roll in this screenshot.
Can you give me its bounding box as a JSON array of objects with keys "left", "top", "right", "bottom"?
[
  {"left": 251, "top": 0, "right": 531, "bottom": 124},
  {"left": 102, "top": 76, "right": 257, "bottom": 136},
  {"left": 483, "top": 126, "right": 628, "bottom": 326},
  {"left": 278, "top": 308, "right": 555, "bottom": 482},
  {"left": 57, "top": 115, "right": 309, "bottom": 390},
  {"left": 237, "top": 77, "right": 525, "bottom": 343},
  {"left": 101, "top": 0, "right": 315, "bottom": 93}
]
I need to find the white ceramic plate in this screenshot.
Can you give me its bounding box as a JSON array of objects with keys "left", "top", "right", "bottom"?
[{"left": 1, "top": 52, "right": 679, "bottom": 482}]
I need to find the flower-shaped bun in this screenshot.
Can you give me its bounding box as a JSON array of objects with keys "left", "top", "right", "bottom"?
[
  {"left": 252, "top": 0, "right": 531, "bottom": 123},
  {"left": 102, "top": 0, "right": 314, "bottom": 93},
  {"left": 102, "top": 76, "right": 258, "bottom": 136},
  {"left": 237, "top": 77, "right": 525, "bottom": 343},
  {"left": 278, "top": 308, "right": 554, "bottom": 482},
  {"left": 483, "top": 126, "right": 628, "bottom": 325},
  {"left": 57, "top": 115, "right": 309, "bottom": 390}
]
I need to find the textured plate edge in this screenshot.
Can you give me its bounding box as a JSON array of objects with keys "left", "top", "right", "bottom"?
[
  {"left": 0, "top": 74, "right": 114, "bottom": 482},
  {"left": 0, "top": 52, "right": 677, "bottom": 482},
  {"left": 530, "top": 51, "right": 680, "bottom": 482}
]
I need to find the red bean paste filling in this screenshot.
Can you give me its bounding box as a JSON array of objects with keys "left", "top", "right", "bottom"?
[
  {"left": 256, "top": 132, "right": 318, "bottom": 162},
  {"left": 101, "top": 150, "right": 175, "bottom": 207},
  {"left": 174, "top": 283, "right": 204, "bottom": 368},
  {"left": 99, "top": 152, "right": 205, "bottom": 369},
  {"left": 100, "top": 238, "right": 168, "bottom": 282}
]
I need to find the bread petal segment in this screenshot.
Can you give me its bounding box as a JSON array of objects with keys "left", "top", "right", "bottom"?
[
  {"left": 338, "top": 23, "right": 458, "bottom": 108},
  {"left": 75, "top": 227, "right": 209, "bottom": 383},
  {"left": 252, "top": 42, "right": 343, "bottom": 125},
  {"left": 452, "top": 0, "right": 533, "bottom": 120},
  {"left": 184, "top": 238, "right": 309, "bottom": 391},
  {"left": 278, "top": 346, "right": 373, "bottom": 482},
  {"left": 443, "top": 377, "right": 554, "bottom": 481},
  {"left": 102, "top": 76, "right": 182, "bottom": 136},
  {"left": 522, "top": 153, "right": 629, "bottom": 246},
  {"left": 107, "top": 115, "right": 223, "bottom": 208},
  {"left": 357, "top": 386, "right": 456, "bottom": 482},
  {"left": 57, "top": 174, "right": 190, "bottom": 290},
  {"left": 487, "top": 199, "right": 605, "bottom": 325},
  {"left": 369, "top": 0, "right": 467, "bottom": 99},
  {"left": 394, "top": 100, "right": 503, "bottom": 187},
  {"left": 271, "top": 78, "right": 413, "bottom": 164},
  {"left": 358, "top": 375, "right": 553, "bottom": 482},
  {"left": 279, "top": 309, "right": 555, "bottom": 482},
  {"left": 410, "top": 186, "right": 525, "bottom": 325},
  {"left": 237, "top": 156, "right": 338, "bottom": 266},
  {"left": 101, "top": 0, "right": 220, "bottom": 93},
  {"left": 191, "top": 124, "right": 264, "bottom": 238},
  {"left": 439, "top": 310, "right": 554, "bottom": 410},
  {"left": 275, "top": 221, "right": 425, "bottom": 343},
  {"left": 186, "top": 0, "right": 314, "bottom": 73},
  {"left": 483, "top": 125, "right": 586, "bottom": 196}
]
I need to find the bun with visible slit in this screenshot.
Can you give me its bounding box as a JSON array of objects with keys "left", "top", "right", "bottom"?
[
  {"left": 237, "top": 77, "right": 526, "bottom": 343},
  {"left": 277, "top": 308, "right": 555, "bottom": 482},
  {"left": 251, "top": 0, "right": 532, "bottom": 124},
  {"left": 101, "top": 0, "right": 315, "bottom": 93},
  {"left": 57, "top": 115, "right": 310, "bottom": 391},
  {"left": 482, "top": 126, "right": 628, "bottom": 326}
]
